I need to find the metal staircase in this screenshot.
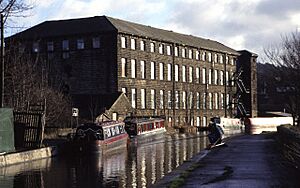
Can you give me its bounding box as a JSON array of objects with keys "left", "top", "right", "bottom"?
[{"left": 231, "top": 68, "right": 250, "bottom": 117}]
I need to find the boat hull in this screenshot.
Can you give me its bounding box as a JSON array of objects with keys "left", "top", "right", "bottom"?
[{"left": 71, "top": 133, "right": 128, "bottom": 154}]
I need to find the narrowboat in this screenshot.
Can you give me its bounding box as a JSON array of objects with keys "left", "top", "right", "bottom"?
[
  {"left": 124, "top": 117, "right": 166, "bottom": 137},
  {"left": 72, "top": 121, "right": 128, "bottom": 154}
]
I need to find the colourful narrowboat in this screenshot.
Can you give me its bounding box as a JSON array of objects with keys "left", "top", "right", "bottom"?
[
  {"left": 124, "top": 117, "right": 166, "bottom": 137},
  {"left": 72, "top": 121, "right": 128, "bottom": 154}
]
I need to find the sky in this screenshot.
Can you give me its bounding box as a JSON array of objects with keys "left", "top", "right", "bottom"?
[{"left": 8, "top": 0, "right": 300, "bottom": 62}]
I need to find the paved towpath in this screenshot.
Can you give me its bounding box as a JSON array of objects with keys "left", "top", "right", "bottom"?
[{"left": 152, "top": 133, "right": 300, "bottom": 188}]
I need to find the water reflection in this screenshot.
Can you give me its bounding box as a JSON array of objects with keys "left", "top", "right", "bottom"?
[{"left": 0, "top": 133, "right": 213, "bottom": 188}]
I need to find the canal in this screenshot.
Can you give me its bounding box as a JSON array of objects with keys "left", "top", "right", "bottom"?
[{"left": 0, "top": 133, "right": 210, "bottom": 188}]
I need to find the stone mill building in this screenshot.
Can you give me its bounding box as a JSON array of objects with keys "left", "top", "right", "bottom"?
[{"left": 6, "top": 16, "right": 257, "bottom": 126}]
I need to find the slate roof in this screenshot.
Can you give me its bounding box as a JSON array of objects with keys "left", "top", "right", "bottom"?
[
  {"left": 106, "top": 16, "right": 239, "bottom": 55},
  {"left": 9, "top": 15, "right": 239, "bottom": 55}
]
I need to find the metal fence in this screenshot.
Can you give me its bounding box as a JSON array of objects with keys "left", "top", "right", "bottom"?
[{"left": 14, "top": 111, "right": 45, "bottom": 149}]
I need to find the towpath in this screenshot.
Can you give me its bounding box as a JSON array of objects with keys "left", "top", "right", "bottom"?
[{"left": 152, "top": 133, "right": 300, "bottom": 188}]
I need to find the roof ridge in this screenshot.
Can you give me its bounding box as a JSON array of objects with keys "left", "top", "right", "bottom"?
[{"left": 106, "top": 16, "right": 238, "bottom": 54}]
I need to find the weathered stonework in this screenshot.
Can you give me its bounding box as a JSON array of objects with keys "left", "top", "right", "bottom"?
[{"left": 6, "top": 16, "right": 254, "bottom": 125}]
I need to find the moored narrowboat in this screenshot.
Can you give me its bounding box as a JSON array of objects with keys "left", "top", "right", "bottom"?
[
  {"left": 72, "top": 121, "right": 128, "bottom": 154},
  {"left": 124, "top": 117, "right": 166, "bottom": 137}
]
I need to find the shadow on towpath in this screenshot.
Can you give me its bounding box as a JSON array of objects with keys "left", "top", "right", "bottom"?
[{"left": 152, "top": 133, "right": 300, "bottom": 188}]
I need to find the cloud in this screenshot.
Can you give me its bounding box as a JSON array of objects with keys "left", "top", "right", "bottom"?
[
  {"left": 163, "top": 0, "right": 300, "bottom": 61},
  {"left": 10, "top": 0, "right": 300, "bottom": 62}
]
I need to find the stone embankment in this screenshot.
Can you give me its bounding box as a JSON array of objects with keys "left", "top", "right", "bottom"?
[{"left": 0, "top": 146, "right": 57, "bottom": 167}]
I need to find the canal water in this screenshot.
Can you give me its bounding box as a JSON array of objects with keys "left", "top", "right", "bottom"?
[{"left": 0, "top": 133, "right": 210, "bottom": 188}]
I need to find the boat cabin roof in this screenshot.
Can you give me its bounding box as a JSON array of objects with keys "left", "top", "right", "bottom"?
[
  {"left": 78, "top": 121, "right": 124, "bottom": 130},
  {"left": 125, "top": 118, "right": 164, "bottom": 124}
]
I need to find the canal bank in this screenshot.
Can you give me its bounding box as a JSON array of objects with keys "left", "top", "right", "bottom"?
[
  {"left": 152, "top": 133, "right": 300, "bottom": 188},
  {"left": 0, "top": 146, "right": 57, "bottom": 167}
]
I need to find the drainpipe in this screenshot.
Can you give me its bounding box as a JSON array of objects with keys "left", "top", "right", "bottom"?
[{"left": 172, "top": 43, "right": 176, "bottom": 127}]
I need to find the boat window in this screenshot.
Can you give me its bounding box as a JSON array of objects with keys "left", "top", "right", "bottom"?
[
  {"left": 111, "top": 127, "right": 115, "bottom": 136},
  {"left": 120, "top": 125, "right": 125, "bottom": 133},
  {"left": 115, "top": 126, "right": 120, "bottom": 134},
  {"left": 106, "top": 128, "right": 111, "bottom": 138}
]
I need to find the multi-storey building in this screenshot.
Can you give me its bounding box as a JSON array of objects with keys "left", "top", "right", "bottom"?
[
  {"left": 236, "top": 50, "right": 258, "bottom": 117},
  {"left": 7, "top": 16, "right": 252, "bottom": 126}
]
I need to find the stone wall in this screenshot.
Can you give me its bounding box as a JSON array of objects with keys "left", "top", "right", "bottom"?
[
  {"left": 117, "top": 33, "right": 237, "bottom": 127},
  {"left": 277, "top": 125, "right": 300, "bottom": 168}
]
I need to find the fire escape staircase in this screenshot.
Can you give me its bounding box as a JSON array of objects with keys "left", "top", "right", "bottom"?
[{"left": 232, "top": 69, "right": 250, "bottom": 117}]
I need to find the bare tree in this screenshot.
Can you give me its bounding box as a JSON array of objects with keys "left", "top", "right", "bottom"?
[
  {"left": 264, "top": 32, "right": 300, "bottom": 125},
  {"left": 0, "top": 0, "right": 33, "bottom": 24},
  {"left": 5, "top": 46, "right": 72, "bottom": 127}
]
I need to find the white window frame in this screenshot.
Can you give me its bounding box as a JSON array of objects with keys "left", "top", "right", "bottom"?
[
  {"left": 140, "top": 40, "right": 145, "bottom": 51},
  {"left": 189, "top": 92, "right": 193, "bottom": 109},
  {"left": 231, "top": 58, "right": 235, "bottom": 65},
  {"left": 141, "top": 89, "right": 146, "bottom": 109},
  {"left": 219, "top": 54, "right": 223, "bottom": 64},
  {"left": 121, "top": 58, "right": 126, "bottom": 77},
  {"left": 208, "top": 69, "right": 212, "bottom": 85},
  {"left": 197, "top": 117, "right": 200, "bottom": 127},
  {"left": 167, "top": 46, "right": 171, "bottom": 55},
  {"left": 208, "top": 52, "right": 212, "bottom": 62},
  {"left": 214, "top": 69, "right": 218, "bottom": 85},
  {"left": 215, "top": 93, "right": 219, "bottom": 109},
  {"left": 226, "top": 94, "right": 230, "bottom": 109},
  {"left": 150, "top": 42, "right": 155, "bottom": 52},
  {"left": 131, "top": 59, "right": 136, "bottom": 78},
  {"left": 131, "top": 38, "right": 136, "bottom": 50},
  {"left": 196, "top": 67, "right": 200, "bottom": 83},
  {"left": 160, "top": 90, "right": 164, "bottom": 109},
  {"left": 220, "top": 71, "right": 224, "bottom": 85},
  {"left": 151, "top": 61, "right": 155, "bottom": 79},
  {"left": 182, "top": 48, "right": 186, "bottom": 58},
  {"left": 140, "top": 60, "right": 145, "bottom": 79},
  {"left": 202, "top": 51, "right": 206, "bottom": 61},
  {"left": 182, "top": 65, "right": 186, "bottom": 82},
  {"left": 159, "top": 63, "right": 164, "bottom": 80},
  {"left": 174, "top": 46, "right": 178, "bottom": 56},
  {"left": 121, "top": 37, "right": 126, "bottom": 48},
  {"left": 214, "top": 54, "right": 218, "bottom": 63},
  {"left": 131, "top": 88, "right": 136, "bottom": 108},
  {"left": 209, "top": 93, "right": 212, "bottom": 109},
  {"left": 203, "top": 93, "right": 206, "bottom": 109},
  {"left": 159, "top": 44, "right": 164, "bottom": 54},
  {"left": 151, "top": 89, "right": 155, "bottom": 109},
  {"left": 226, "top": 71, "right": 229, "bottom": 86},
  {"left": 196, "top": 92, "right": 200, "bottom": 109},
  {"left": 182, "top": 91, "right": 186, "bottom": 109},
  {"left": 188, "top": 49, "right": 193, "bottom": 59},
  {"left": 175, "top": 90, "right": 179, "bottom": 109},
  {"left": 195, "top": 51, "right": 199, "bottom": 60},
  {"left": 189, "top": 67, "right": 193, "bottom": 83},
  {"left": 220, "top": 93, "right": 224, "bottom": 109},
  {"left": 175, "top": 64, "right": 179, "bottom": 82},
  {"left": 202, "top": 68, "right": 206, "bottom": 84},
  {"left": 203, "top": 116, "right": 207, "bottom": 127}
]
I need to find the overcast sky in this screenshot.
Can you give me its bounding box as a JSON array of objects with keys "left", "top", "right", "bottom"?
[{"left": 10, "top": 0, "right": 300, "bottom": 62}]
